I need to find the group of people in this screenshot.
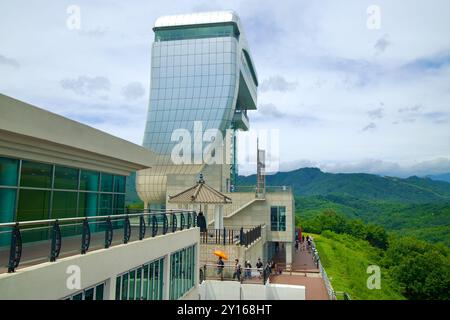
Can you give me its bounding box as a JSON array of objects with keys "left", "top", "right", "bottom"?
[
  {"left": 216, "top": 257, "right": 277, "bottom": 281},
  {"left": 294, "top": 234, "right": 313, "bottom": 252}
]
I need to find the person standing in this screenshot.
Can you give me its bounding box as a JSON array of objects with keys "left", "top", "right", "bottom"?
[
  {"left": 217, "top": 256, "right": 224, "bottom": 281},
  {"left": 245, "top": 260, "right": 252, "bottom": 279},
  {"left": 295, "top": 239, "right": 299, "bottom": 252},
  {"left": 256, "top": 258, "right": 263, "bottom": 278},
  {"left": 197, "top": 211, "right": 207, "bottom": 232},
  {"left": 232, "top": 259, "right": 242, "bottom": 282}
]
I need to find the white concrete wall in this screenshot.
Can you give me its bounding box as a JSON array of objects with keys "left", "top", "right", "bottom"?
[
  {"left": 266, "top": 284, "right": 306, "bottom": 300},
  {"left": 199, "top": 280, "right": 305, "bottom": 300},
  {"left": 199, "top": 280, "right": 241, "bottom": 300},
  {"left": 241, "top": 283, "right": 266, "bottom": 300},
  {"left": 0, "top": 228, "right": 199, "bottom": 300}
]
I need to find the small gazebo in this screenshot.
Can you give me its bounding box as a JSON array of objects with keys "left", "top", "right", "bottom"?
[{"left": 168, "top": 174, "right": 231, "bottom": 229}]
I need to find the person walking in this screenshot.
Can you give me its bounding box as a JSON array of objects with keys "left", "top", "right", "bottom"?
[
  {"left": 295, "top": 239, "right": 299, "bottom": 252},
  {"left": 245, "top": 260, "right": 252, "bottom": 279},
  {"left": 256, "top": 258, "right": 263, "bottom": 278},
  {"left": 232, "top": 259, "right": 242, "bottom": 282},
  {"left": 217, "top": 256, "right": 224, "bottom": 281}
]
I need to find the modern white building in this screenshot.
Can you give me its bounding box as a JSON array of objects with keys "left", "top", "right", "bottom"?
[{"left": 0, "top": 94, "right": 200, "bottom": 300}]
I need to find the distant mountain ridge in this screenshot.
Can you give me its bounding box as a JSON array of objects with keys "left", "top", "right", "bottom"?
[
  {"left": 237, "top": 167, "right": 450, "bottom": 203},
  {"left": 427, "top": 172, "right": 450, "bottom": 183}
]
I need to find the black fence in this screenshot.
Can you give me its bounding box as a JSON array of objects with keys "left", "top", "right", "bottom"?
[
  {"left": 200, "top": 225, "right": 262, "bottom": 247},
  {"left": 0, "top": 210, "right": 196, "bottom": 273}
]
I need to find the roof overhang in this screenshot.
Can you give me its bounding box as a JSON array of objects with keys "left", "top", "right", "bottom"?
[{"left": 0, "top": 94, "right": 156, "bottom": 175}]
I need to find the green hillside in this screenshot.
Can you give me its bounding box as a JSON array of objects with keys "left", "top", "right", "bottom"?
[
  {"left": 238, "top": 167, "right": 450, "bottom": 203},
  {"left": 311, "top": 231, "right": 405, "bottom": 300},
  {"left": 238, "top": 167, "right": 450, "bottom": 246}
]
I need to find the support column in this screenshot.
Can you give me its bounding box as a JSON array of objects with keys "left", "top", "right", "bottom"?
[
  {"left": 163, "top": 253, "right": 171, "bottom": 300},
  {"left": 104, "top": 277, "right": 117, "bottom": 300},
  {"left": 285, "top": 242, "right": 292, "bottom": 265},
  {"left": 214, "top": 205, "right": 223, "bottom": 230}
]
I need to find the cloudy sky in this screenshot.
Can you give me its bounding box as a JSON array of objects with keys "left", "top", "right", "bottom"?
[{"left": 1, "top": 0, "right": 449, "bottom": 177}]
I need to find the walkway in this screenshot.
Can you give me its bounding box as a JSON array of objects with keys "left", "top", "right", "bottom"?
[{"left": 269, "top": 242, "right": 329, "bottom": 300}]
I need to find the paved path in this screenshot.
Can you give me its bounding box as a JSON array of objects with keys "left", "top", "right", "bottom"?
[{"left": 269, "top": 242, "right": 328, "bottom": 300}]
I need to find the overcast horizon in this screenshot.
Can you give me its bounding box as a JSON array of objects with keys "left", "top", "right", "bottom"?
[{"left": 1, "top": 1, "right": 449, "bottom": 178}]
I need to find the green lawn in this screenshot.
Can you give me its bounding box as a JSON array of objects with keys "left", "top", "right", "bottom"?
[{"left": 311, "top": 231, "right": 405, "bottom": 300}]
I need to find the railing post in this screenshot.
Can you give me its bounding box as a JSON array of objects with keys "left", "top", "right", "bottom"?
[
  {"left": 223, "top": 227, "right": 226, "bottom": 245},
  {"left": 8, "top": 223, "right": 22, "bottom": 273},
  {"left": 81, "top": 218, "right": 90, "bottom": 254},
  {"left": 239, "top": 227, "right": 244, "bottom": 246},
  {"left": 50, "top": 220, "right": 61, "bottom": 262},
  {"left": 180, "top": 212, "right": 185, "bottom": 231},
  {"left": 123, "top": 216, "right": 131, "bottom": 244},
  {"left": 192, "top": 211, "right": 197, "bottom": 227},
  {"left": 162, "top": 213, "right": 168, "bottom": 235},
  {"left": 187, "top": 211, "right": 191, "bottom": 228},
  {"left": 151, "top": 215, "right": 158, "bottom": 237},
  {"left": 104, "top": 217, "right": 113, "bottom": 248},
  {"left": 171, "top": 213, "right": 177, "bottom": 233},
  {"left": 139, "top": 215, "right": 146, "bottom": 240}
]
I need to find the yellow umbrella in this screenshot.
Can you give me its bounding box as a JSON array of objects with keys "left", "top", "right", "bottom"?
[{"left": 214, "top": 250, "right": 228, "bottom": 260}]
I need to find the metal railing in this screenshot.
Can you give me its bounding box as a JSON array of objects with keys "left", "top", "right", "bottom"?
[
  {"left": 199, "top": 263, "right": 271, "bottom": 284},
  {"left": 231, "top": 185, "right": 292, "bottom": 193},
  {"left": 0, "top": 209, "right": 197, "bottom": 273},
  {"left": 200, "top": 225, "right": 262, "bottom": 247},
  {"left": 309, "top": 238, "right": 337, "bottom": 300}
]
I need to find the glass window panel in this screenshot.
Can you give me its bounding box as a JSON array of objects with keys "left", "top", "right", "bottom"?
[
  {"left": 136, "top": 267, "right": 142, "bottom": 300},
  {"left": 17, "top": 189, "right": 50, "bottom": 221},
  {"left": 270, "top": 207, "right": 278, "bottom": 231},
  {"left": 0, "top": 157, "right": 19, "bottom": 186},
  {"left": 51, "top": 191, "right": 77, "bottom": 219},
  {"left": 79, "top": 170, "right": 99, "bottom": 192},
  {"left": 0, "top": 188, "right": 16, "bottom": 223},
  {"left": 20, "top": 161, "right": 52, "bottom": 188},
  {"left": 149, "top": 263, "right": 154, "bottom": 300},
  {"left": 54, "top": 166, "right": 78, "bottom": 190},
  {"left": 115, "top": 276, "right": 121, "bottom": 300},
  {"left": 99, "top": 194, "right": 112, "bottom": 216},
  {"left": 114, "top": 176, "right": 126, "bottom": 193},
  {"left": 101, "top": 173, "right": 113, "bottom": 192},
  {"left": 129, "top": 270, "right": 135, "bottom": 300},
  {"left": 78, "top": 192, "right": 98, "bottom": 217},
  {"left": 84, "top": 288, "right": 94, "bottom": 300},
  {"left": 143, "top": 265, "right": 149, "bottom": 300},
  {"left": 113, "top": 194, "right": 125, "bottom": 215},
  {"left": 72, "top": 293, "right": 83, "bottom": 300},
  {"left": 121, "top": 274, "right": 128, "bottom": 300},
  {"left": 96, "top": 283, "right": 104, "bottom": 300}
]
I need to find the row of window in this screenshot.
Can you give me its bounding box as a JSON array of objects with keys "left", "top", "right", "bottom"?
[
  {"left": 150, "top": 86, "right": 235, "bottom": 101},
  {"left": 151, "top": 66, "right": 237, "bottom": 80},
  {"left": 271, "top": 206, "right": 287, "bottom": 232},
  {"left": 153, "top": 34, "right": 236, "bottom": 48},
  {"left": 154, "top": 24, "right": 239, "bottom": 42},
  {"left": 0, "top": 157, "right": 125, "bottom": 193},
  {"left": 153, "top": 53, "right": 237, "bottom": 67},
  {"left": 63, "top": 282, "right": 105, "bottom": 300},
  {"left": 151, "top": 74, "right": 237, "bottom": 89},
  {"left": 170, "top": 245, "right": 196, "bottom": 300},
  {"left": 116, "top": 258, "right": 165, "bottom": 300}
]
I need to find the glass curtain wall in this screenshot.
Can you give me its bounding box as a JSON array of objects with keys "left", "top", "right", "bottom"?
[
  {"left": 0, "top": 156, "right": 126, "bottom": 243},
  {"left": 115, "top": 257, "right": 164, "bottom": 300},
  {"left": 169, "top": 244, "right": 196, "bottom": 300}
]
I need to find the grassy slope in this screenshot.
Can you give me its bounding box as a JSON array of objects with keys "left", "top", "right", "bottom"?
[{"left": 311, "top": 231, "right": 405, "bottom": 300}]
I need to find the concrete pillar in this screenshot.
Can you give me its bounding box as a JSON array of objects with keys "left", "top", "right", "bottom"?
[
  {"left": 214, "top": 205, "right": 223, "bottom": 230},
  {"left": 285, "top": 242, "right": 292, "bottom": 265},
  {"left": 163, "top": 253, "right": 171, "bottom": 300},
  {"left": 104, "top": 276, "right": 117, "bottom": 300}
]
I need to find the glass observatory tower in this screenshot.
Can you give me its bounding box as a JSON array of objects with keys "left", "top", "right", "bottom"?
[{"left": 137, "top": 11, "right": 258, "bottom": 206}]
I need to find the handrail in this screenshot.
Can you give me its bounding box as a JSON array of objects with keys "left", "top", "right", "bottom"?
[
  {"left": 0, "top": 209, "right": 194, "bottom": 228},
  {"left": 1, "top": 210, "right": 197, "bottom": 273}
]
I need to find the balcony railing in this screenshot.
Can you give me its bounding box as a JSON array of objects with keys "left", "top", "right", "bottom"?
[
  {"left": 231, "top": 185, "right": 292, "bottom": 193},
  {"left": 200, "top": 225, "right": 262, "bottom": 247},
  {"left": 199, "top": 263, "right": 272, "bottom": 285},
  {"left": 0, "top": 209, "right": 197, "bottom": 273}
]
